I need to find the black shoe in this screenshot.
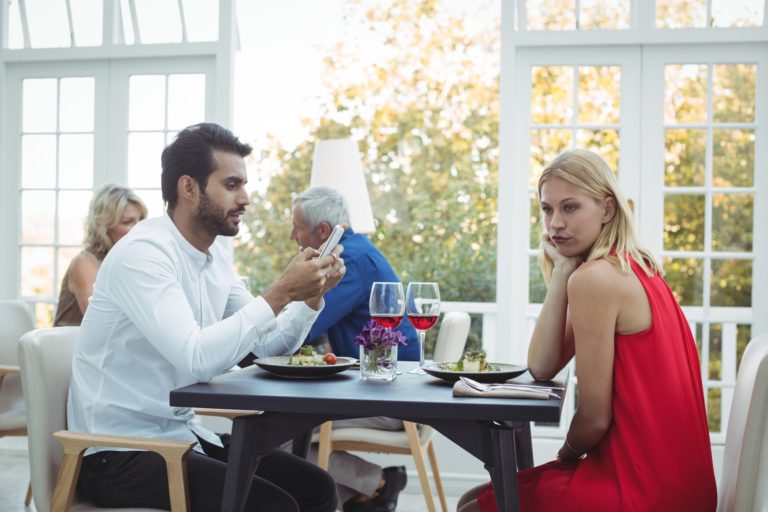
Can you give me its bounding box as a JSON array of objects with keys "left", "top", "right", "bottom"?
[{"left": 343, "top": 466, "right": 407, "bottom": 512}]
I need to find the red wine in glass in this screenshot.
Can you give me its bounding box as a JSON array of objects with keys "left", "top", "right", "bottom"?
[
  {"left": 408, "top": 315, "right": 438, "bottom": 330},
  {"left": 405, "top": 282, "right": 441, "bottom": 374},
  {"left": 371, "top": 315, "right": 403, "bottom": 329}
]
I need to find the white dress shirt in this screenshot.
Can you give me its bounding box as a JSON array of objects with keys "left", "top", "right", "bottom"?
[{"left": 67, "top": 214, "right": 321, "bottom": 452}]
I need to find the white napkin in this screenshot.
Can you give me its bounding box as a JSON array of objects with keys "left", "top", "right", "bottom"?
[{"left": 452, "top": 380, "right": 552, "bottom": 400}]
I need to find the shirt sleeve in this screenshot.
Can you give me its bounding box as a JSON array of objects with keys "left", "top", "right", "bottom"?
[{"left": 105, "top": 238, "right": 320, "bottom": 382}]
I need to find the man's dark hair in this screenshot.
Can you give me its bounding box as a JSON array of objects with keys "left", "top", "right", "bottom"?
[{"left": 161, "top": 123, "right": 252, "bottom": 209}]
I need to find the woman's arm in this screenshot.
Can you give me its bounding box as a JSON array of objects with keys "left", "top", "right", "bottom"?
[
  {"left": 527, "top": 236, "right": 583, "bottom": 380},
  {"left": 67, "top": 252, "right": 100, "bottom": 314},
  {"left": 557, "top": 260, "right": 619, "bottom": 461}
]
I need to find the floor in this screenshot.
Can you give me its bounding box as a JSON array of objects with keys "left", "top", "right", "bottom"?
[{"left": 0, "top": 437, "right": 460, "bottom": 512}]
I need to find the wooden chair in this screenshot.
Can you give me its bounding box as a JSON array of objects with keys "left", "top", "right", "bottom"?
[
  {"left": 717, "top": 333, "right": 768, "bottom": 512},
  {"left": 0, "top": 299, "right": 35, "bottom": 506},
  {"left": 314, "top": 311, "right": 471, "bottom": 512},
  {"left": 18, "top": 326, "right": 194, "bottom": 512}
]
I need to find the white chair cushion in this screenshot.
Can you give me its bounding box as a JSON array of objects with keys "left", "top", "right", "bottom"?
[{"left": 312, "top": 427, "right": 412, "bottom": 449}]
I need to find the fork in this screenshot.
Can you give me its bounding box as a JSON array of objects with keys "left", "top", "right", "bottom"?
[{"left": 459, "top": 376, "right": 561, "bottom": 398}]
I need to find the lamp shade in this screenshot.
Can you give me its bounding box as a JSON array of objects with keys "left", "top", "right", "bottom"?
[{"left": 310, "top": 138, "right": 376, "bottom": 233}]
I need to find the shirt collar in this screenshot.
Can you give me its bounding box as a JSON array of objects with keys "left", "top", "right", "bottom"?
[{"left": 162, "top": 212, "right": 213, "bottom": 269}]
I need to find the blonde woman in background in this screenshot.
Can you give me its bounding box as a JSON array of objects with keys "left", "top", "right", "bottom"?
[{"left": 54, "top": 184, "right": 147, "bottom": 326}]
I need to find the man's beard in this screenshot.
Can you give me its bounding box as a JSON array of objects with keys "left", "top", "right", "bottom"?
[{"left": 195, "top": 192, "right": 241, "bottom": 237}]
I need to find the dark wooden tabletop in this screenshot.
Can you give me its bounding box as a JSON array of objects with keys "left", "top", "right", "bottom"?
[{"left": 170, "top": 362, "right": 566, "bottom": 424}]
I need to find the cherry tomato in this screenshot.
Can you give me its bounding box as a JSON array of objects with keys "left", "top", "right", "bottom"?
[{"left": 323, "top": 353, "right": 337, "bottom": 365}]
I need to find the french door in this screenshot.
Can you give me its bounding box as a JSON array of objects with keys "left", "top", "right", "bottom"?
[{"left": 1, "top": 57, "right": 215, "bottom": 325}]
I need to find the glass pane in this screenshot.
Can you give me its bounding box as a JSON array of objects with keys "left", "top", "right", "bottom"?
[
  {"left": 167, "top": 74, "right": 206, "bottom": 130},
  {"left": 529, "top": 255, "right": 547, "bottom": 304},
  {"left": 26, "top": 0, "right": 71, "bottom": 48},
  {"left": 20, "top": 247, "right": 55, "bottom": 296},
  {"left": 664, "top": 64, "right": 707, "bottom": 124},
  {"left": 576, "top": 129, "right": 619, "bottom": 173},
  {"left": 129, "top": 75, "right": 167, "bottom": 130},
  {"left": 57, "top": 247, "right": 80, "bottom": 295},
  {"left": 711, "top": 259, "right": 751, "bottom": 307},
  {"left": 166, "top": 131, "right": 179, "bottom": 145},
  {"left": 737, "top": 324, "right": 752, "bottom": 372},
  {"left": 529, "top": 193, "right": 541, "bottom": 249},
  {"left": 663, "top": 257, "right": 703, "bottom": 306},
  {"left": 21, "top": 135, "right": 57, "bottom": 188},
  {"left": 58, "top": 191, "right": 92, "bottom": 245},
  {"left": 58, "top": 134, "right": 94, "bottom": 189},
  {"left": 120, "top": 0, "right": 135, "bottom": 45},
  {"left": 664, "top": 194, "right": 705, "bottom": 251},
  {"left": 128, "top": 133, "right": 165, "bottom": 188},
  {"left": 664, "top": 129, "right": 705, "bottom": 187},
  {"left": 578, "top": 66, "right": 620, "bottom": 124},
  {"left": 529, "top": 129, "right": 572, "bottom": 187},
  {"left": 709, "top": 323, "right": 722, "bottom": 380},
  {"left": 135, "top": 189, "right": 165, "bottom": 218},
  {"left": 707, "top": 388, "right": 721, "bottom": 432},
  {"left": 656, "top": 0, "right": 707, "bottom": 28},
  {"left": 579, "top": 0, "right": 630, "bottom": 29},
  {"left": 23, "top": 79, "right": 58, "bottom": 133},
  {"left": 135, "top": 0, "right": 183, "bottom": 43},
  {"left": 69, "top": 0, "right": 103, "bottom": 46},
  {"left": 712, "top": 194, "right": 753, "bottom": 253},
  {"left": 713, "top": 129, "right": 754, "bottom": 187},
  {"left": 34, "top": 302, "right": 55, "bottom": 328},
  {"left": 526, "top": 0, "right": 575, "bottom": 30},
  {"left": 9, "top": 0, "right": 24, "bottom": 49},
  {"left": 531, "top": 66, "right": 573, "bottom": 124},
  {"left": 59, "top": 77, "right": 95, "bottom": 132},
  {"left": 713, "top": 64, "right": 756, "bottom": 123},
  {"left": 22, "top": 191, "right": 56, "bottom": 244},
  {"left": 712, "top": 0, "right": 765, "bottom": 27},
  {"left": 182, "top": 0, "right": 219, "bottom": 42}
]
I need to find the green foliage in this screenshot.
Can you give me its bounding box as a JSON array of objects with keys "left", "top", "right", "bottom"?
[{"left": 234, "top": 0, "right": 500, "bottom": 307}]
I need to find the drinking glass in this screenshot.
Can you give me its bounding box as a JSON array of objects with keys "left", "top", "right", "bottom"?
[
  {"left": 369, "top": 282, "right": 405, "bottom": 328},
  {"left": 405, "top": 282, "right": 440, "bottom": 374}
]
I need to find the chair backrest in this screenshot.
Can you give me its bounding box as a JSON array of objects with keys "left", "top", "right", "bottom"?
[
  {"left": 19, "top": 326, "right": 80, "bottom": 512},
  {"left": 718, "top": 333, "right": 768, "bottom": 512},
  {"left": 0, "top": 300, "right": 35, "bottom": 416},
  {"left": 432, "top": 311, "right": 470, "bottom": 363}
]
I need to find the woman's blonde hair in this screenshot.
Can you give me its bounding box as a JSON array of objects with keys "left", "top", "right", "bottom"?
[
  {"left": 84, "top": 184, "right": 147, "bottom": 260},
  {"left": 537, "top": 149, "right": 661, "bottom": 285}
]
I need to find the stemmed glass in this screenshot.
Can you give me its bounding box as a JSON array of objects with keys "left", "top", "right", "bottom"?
[
  {"left": 368, "top": 282, "right": 405, "bottom": 329},
  {"left": 405, "top": 282, "right": 440, "bottom": 374}
]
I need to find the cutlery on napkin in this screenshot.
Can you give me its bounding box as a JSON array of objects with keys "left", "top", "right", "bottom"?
[{"left": 453, "top": 376, "right": 558, "bottom": 400}]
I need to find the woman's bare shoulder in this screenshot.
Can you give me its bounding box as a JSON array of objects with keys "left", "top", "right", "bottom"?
[{"left": 568, "top": 258, "right": 623, "bottom": 293}]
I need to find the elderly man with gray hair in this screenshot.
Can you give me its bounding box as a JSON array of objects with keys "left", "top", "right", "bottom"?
[{"left": 290, "top": 186, "right": 418, "bottom": 512}]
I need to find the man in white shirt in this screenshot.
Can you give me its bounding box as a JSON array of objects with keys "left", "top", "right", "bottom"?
[{"left": 68, "top": 123, "right": 345, "bottom": 512}]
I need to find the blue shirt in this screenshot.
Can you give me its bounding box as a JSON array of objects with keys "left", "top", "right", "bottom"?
[{"left": 306, "top": 230, "right": 419, "bottom": 360}]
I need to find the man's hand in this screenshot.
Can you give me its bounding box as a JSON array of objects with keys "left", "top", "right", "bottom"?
[{"left": 262, "top": 247, "right": 341, "bottom": 314}]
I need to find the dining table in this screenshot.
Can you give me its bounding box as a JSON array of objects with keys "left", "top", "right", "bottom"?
[{"left": 170, "top": 361, "right": 568, "bottom": 512}]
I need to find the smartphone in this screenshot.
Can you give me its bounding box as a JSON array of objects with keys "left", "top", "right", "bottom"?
[{"left": 319, "top": 224, "right": 344, "bottom": 258}]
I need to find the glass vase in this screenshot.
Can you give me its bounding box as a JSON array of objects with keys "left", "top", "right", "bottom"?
[{"left": 359, "top": 344, "right": 398, "bottom": 381}]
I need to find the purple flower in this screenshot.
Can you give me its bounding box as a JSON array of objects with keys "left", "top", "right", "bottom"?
[{"left": 353, "top": 320, "right": 408, "bottom": 350}]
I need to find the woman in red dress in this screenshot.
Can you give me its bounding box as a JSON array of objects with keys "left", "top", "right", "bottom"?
[{"left": 458, "top": 149, "right": 716, "bottom": 511}]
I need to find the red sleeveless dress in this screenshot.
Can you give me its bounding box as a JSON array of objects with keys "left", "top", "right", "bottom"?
[{"left": 478, "top": 258, "right": 717, "bottom": 511}]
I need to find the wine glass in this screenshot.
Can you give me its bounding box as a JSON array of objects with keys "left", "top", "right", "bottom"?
[
  {"left": 369, "top": 282, "right": 405, "bottom": 328},
  {"left": 405, "top": 282, "right": 440, "bottom": 374}
]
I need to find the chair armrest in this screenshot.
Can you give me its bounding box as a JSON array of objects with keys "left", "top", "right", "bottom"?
[
  {"left": 0, "top": 364, "right": 20, "bottom": 376},
  {"left": 51, "top": 431, "right": 194, "bottom": 512},
  {"left": 194, "top": 408, "right": 261, "bottom": 420}
]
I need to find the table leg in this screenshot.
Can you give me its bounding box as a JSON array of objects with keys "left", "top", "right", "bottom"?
[
  {"left": 513, "top": 421, "right": 533, "bottom": 470},
  {"left": 222, "top": 415, "right": 263, "bottom": 512},
  {"left": 485, "top": 424, "right": 519, "bottom": 512},
  {"left": 291, "top": 430, "right": 312, "bottom": 458}
]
